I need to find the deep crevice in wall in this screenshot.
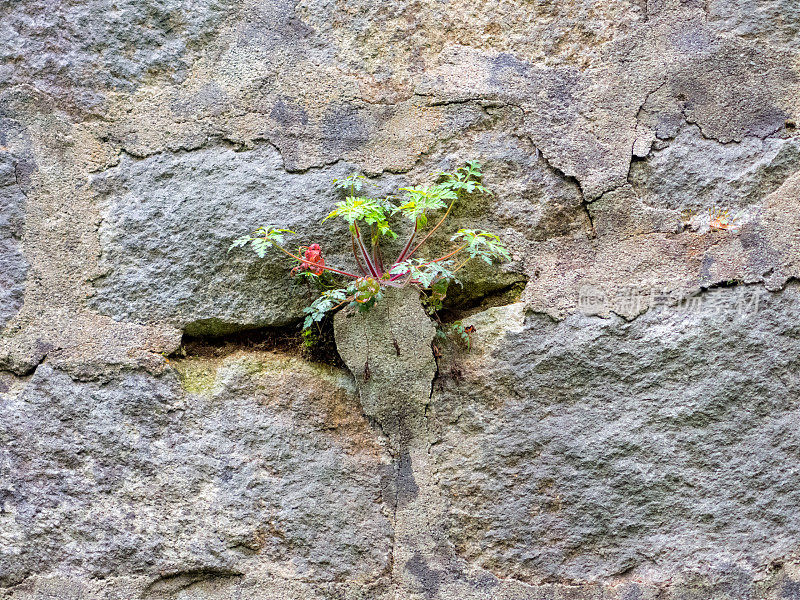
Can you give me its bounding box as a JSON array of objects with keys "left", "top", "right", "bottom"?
[
  {"left": 172, "top": 317, "right": 345, "bottom": 369},
  {"left": 436, "top": 276, "right": 528, "bottom": 322},
  {"left": 143, "top": 568, "right": 244, "bottom": 598}
]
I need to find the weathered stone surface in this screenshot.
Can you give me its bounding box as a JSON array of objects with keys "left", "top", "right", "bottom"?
[
  {"left": 707, "top": 0, "right": 800, "bottom": 50},
  {"left": 1, "top": 0, "right": 800, "bottom": 597},
  {"left": 0, "top": 150, "right": 27, "bottom": 330},
  {"left": 88, "top": 143, "right": 389, "bottom": 333},
  {"left": 418, "top": 11, "right": 798, "bottom": 198},
  {"left": 89, "top": 141, "right": 528, "bottom": 334},
  {"left": 431, "top": 285, "right": 800, "bottom": 586},
  {"left": 0, "top": 356, "right": 391, "bottom": 594},
  {"left": 334, "top": 287, "right": 437, "bottom": 443},
  {"left": 629, "top": 125, "right": 800, "bottom": 211},
  {"left": 518, "top": 170, "right": 800, "bottom": 320},
  {"left": 0, "top": 0, "right": 236, "bottom": 115}
]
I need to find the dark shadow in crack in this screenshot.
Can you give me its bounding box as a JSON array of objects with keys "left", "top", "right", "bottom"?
[
  {"left": 143, "top": 568, "right": 243, "bottom": 598},
  {"left": 174, "top": 316, "right": 345, "bottom": 369}
]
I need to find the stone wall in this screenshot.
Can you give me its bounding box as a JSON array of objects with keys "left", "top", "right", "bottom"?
[{"left": 1, "top": 0, "right": 799, "bottom": 598}]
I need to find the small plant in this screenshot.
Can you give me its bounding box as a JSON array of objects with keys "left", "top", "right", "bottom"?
[
  {"left": 230, "top": 161, "right": 510, "bottom": 331},
  {"left": 681, "top": 206, "right": 742, "bottom": 232},
  {"left": 708, "top": 207, "right": 741, "bottom": 232},
  {"left": 435, "top": 321, "right": 476, "bottom": 351}
]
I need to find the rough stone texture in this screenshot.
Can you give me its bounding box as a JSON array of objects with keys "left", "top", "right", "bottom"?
[
  {"left": 629, "top": 125, "right": 800, "bottom": 211},
  {"left": 334, "top": 287, "right": 437, "bottom": 442},
  {"left": 1, "top": 0, "right": 800, "bottom": 597},
  {"left": 707, "top": 0, "right": 800, "bottom": 50},
  {"left": 0, "top": 355, "right": 392, "bottom": 597},
  {"left": 334, "top": 287, "right": 453, "bottom": 600},
  {"left": 0, "top": 0, "right": 238, "bottom": 115},
  {"left": 431, "top": 287, "right": 800, "bottom": 588},
  {"left": 89, "top": 144, "right": 398, "bottom": 333},
  {"left": 0, "top": 148, "right": 27, "bottom": 330},
  {"left": 88, "top": 144, "right": 522, "bottom": 333}
]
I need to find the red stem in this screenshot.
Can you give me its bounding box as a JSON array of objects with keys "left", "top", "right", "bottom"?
[
  {"left": 430, "top": 243, "right": 467, "bottom": 264},
  {"left": 351, "top": 236, "right": 368, "bottom": 276},
  {"left": 301, "top": 260, "right": 360, "bottom": 279},
  {"left": 394, "top": 224, "right": 418, "bottom": 264},
  {"left": 389, "top": 244, "right": 467, "bottom": 281},
  {"left": 374, "top": 242, "right": 386, "bottom": 273},
  {"left": 404, "top": 199, "right": 456, "bottom": 261},
  {"left": 387, "top": 243, "right": 468, "bottom": 282},
  {"left": 353, "top": 224, "right": 379, "bottom": 277}
]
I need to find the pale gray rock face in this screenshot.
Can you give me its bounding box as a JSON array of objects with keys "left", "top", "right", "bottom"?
[
  {"left": 629, "top": 126, "right": 800, "bottom": 211},
  {"left": 707, "top": 0, "right": 800, "bottom": 49},
  {"left": 416, "top": 23, "right": 797, "bottom": 199},
  {"left": 88, "top": 143, "right": 526, "bottom": 334},
  {"left": 0, "top": 149, "right": 27, "bottom": 331},
  {"left": 431, "top": 284, "right": 800, "bottom": 585},
  {"left": 334, "top": 287, "right": 437, "bottom": 444},
  {"left": 89, "top": 144, "right": 403, "bottom": 334},
  {"left": 1, "top": 0, "right": 800, "bottom": 597},
  {"left": 0, "top": 0, "right": 237, "bottom": 113},
  {"left": 0, "top": 359, "right": 392, "bottom": 590}
]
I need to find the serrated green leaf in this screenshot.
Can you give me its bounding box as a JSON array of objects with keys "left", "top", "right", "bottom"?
[
  {"left": 302, "top": 287, "right": 351, "bottom": 330},
  {"left": 390, "top": 258, "right": 457, "bottom": 289},
  {"left": 228, "top": 235, "right": 252, "bottom": 252},
  {"left": 451, "top": 229, "right": 510, "bottom": 266},
  {"left": 332, "top": 173, "right": 367, "bottom": 193},
  {"left": 394, "top": 185, "right": 454, "bottom": 224},
  {"left": 323, "top": 196, "right": 396, "bottom": 238}
]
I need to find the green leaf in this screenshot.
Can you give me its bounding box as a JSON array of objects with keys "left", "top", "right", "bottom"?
[
  {"left": 302, "top": 288, "right": 349, "bottom": 330},
  {"left": 451, "top": 229, "right": 510, "bottom": 264},
  {"left": 438, "top": 160, "right": 493, "bottom": 196},
  {"left": 424, "top": 278, "right": 450, "bottom": 313},
  {"left": 390, "top": 258, "right": 457, "bottom": 289},
  {"left": 228, "top": 227, "right": 296, "bottom": 256},
  {"left": 323, "top": 196, "right": 397, "bottom": 238},
  {"left": 332, "top": 173, "right": 367, "bottom": 193},
  {"left": 294, "top": 270, "right": 320, "bottom": 282},
  {"left": 252, "top": 238, "right": 269, "bottom": 258},
  {"left": 349, "top": 277, "right": 381, "bottom": 304},
  {"left": 228, "top": 235, "right": 253, "bottom": 252},
  {"left": 448, "top": 321, "right": 473, "bottom": 351},
  {"left": 394, "top": 185, "right": 455, "bottom": 224}
]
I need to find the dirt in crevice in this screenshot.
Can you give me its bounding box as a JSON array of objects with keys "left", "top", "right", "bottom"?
[
  {"left": 435, "top": 277, "right": 527, "bottom": 322},
  {"left": 172, "top": 316, "right": 345, "bottom": 368},
  {"left": 172, "top": 275, "right": 528, "bottom": 369}
]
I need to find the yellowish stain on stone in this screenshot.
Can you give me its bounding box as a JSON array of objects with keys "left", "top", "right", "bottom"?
[{"left": 171, "top": 350, "right": 350, "bottom": 397}]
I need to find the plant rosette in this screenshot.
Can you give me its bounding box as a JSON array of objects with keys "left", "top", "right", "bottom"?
[{"left": 229, "top": 161, "right": 511, "bottom": 336}]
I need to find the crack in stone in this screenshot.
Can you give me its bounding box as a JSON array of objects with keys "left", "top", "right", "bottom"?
[
  {"left": 0, "top": 345, "right": 53, "bottom": 378},
  {"left": 518, "top": 132, "right": 597, "bottom": 239},
  {"left": 90, "top": 92, "right": 505, "bottom": 180}
]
